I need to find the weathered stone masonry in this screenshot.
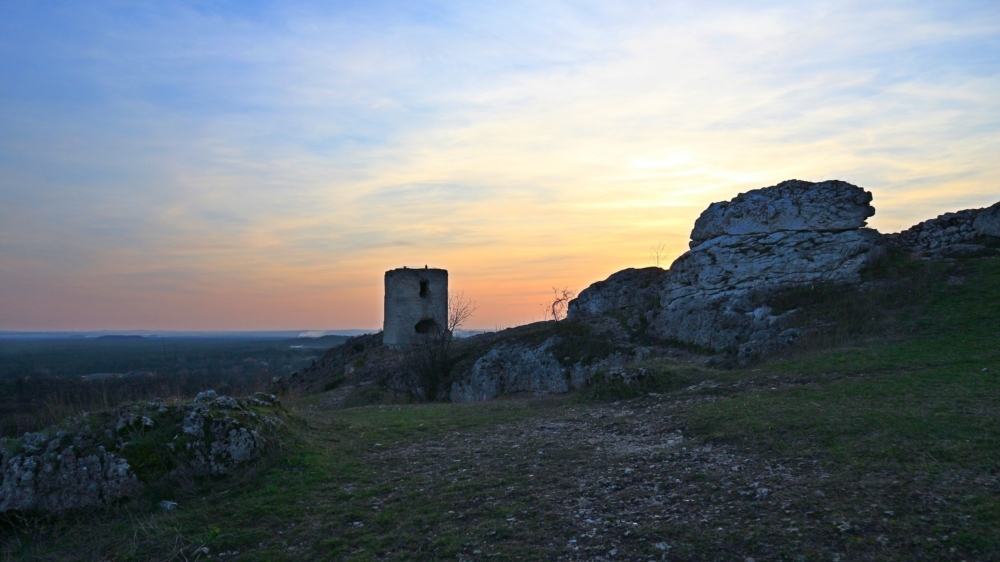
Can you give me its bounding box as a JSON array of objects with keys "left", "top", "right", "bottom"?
[{"left": 383, "top": 267, "right": 448, "bottom": 347}]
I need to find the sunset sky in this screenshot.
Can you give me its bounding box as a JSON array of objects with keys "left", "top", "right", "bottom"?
[{"left": 1, "top": 1, "right": 998, "bottom": 331}]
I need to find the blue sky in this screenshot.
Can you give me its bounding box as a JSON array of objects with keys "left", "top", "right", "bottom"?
[{"left": 1, "top": 1, "right": 998, "bottom": 330}]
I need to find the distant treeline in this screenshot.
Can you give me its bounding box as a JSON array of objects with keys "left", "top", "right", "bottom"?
[{"left": 0, "top": 336, "right": 347, "bottom": 437}]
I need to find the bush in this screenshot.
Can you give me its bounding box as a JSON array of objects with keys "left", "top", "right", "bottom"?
[
  {"left": 576, "top": 366, "right": 694, "bottom": 401},
  {"left": 322, "top": 375, "right": 346, "bottom": 392}
]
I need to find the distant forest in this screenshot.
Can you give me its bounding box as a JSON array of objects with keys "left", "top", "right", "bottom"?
[{"left": 0, "top": 335, "right": 347, "bottom": 437}]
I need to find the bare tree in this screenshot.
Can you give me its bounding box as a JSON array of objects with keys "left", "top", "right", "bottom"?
[
  {"left": 649, "top": 242, "right": 666, "bottom": 267},
  {"left": 547, "top": 287, "right": 575, "bottom": 321},
  {"left": 448, "top": 291, "right": 478, "bottom": 332},
  {"left": 401, "top": 291, "right": 477, "bottom": 401}
]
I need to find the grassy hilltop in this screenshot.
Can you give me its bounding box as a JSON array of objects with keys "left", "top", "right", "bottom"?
[{"left": 3, "top": 254, "right": 999, "bottom": 561}]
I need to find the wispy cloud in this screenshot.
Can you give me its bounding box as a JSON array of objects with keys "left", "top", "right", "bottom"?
[{"left": 1, "top": 0, "right": 998, "bottom": 329}]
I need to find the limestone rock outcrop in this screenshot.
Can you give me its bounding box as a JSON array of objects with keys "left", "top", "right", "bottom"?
[
  {"left": 885, "top": 209, "right": 977, "bottom": 253},
  {"left": 451, "top": 338, "right": 573, "bottom": 402},
  {"left": 0, "top": 432, "right": 141, "bottom": 513},
  {"left": 885, "top": 202, "right": 1000, "bottom": 257},
  {"left": 652, "top": 227, "right": 881, "bottom": 356},
  {"left": 448, "top": 318, "right": 634, "bottom": 402},
  {"left": 287, "top": 180, "right": 998, "bottom": 404},
  {"left": 0, "top": 392, "right": 283, "bottom": 513},
  {"left": 973, "top": 202, "right": 1000, "bottom": 237},
  {"left": 689, "top": 179, "right": 874, "bottom": 245},
  {"left": 569, "top": 179, "right": 884, "bottom": 363},
  {"left": 566, "top": 267, "right": 668, "bottom": 318}
]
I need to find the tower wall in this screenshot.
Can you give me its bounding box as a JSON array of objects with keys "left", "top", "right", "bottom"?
[{"left": 383, "top": 267, "right": 448, "bottom": 347}]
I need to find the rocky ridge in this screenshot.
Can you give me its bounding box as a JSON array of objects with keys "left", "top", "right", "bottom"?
[
  {"left": 0, "top": 391, "right": 283, "bottom": 513},
  {"left": 570, "top": 179, "right": 1000, "bottom": 365},
  {"left": 279, "top": 320, "right": 639, "bottom": 404},
  {"left": 884, "top": 201, "right": 1000, "bottom": 257},
  {"left": 570, "top": 180, "right": 884, "bottom": 364},
  {"left": 273, "top": 332, "right": 392, "bottom": 395}
]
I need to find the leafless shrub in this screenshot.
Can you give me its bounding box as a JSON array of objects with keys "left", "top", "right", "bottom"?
[
  {"left": 448, "top": 291, "right": 478, "bottom": 332},
  {"left": 398, "top": 291, "right": 478, "bottom": 401},
  {"left": 649, "top": 241, "right": 666, "bottom": 267},
  {"left": 546, "top": 287, "right": 575, "bottom": 321}
]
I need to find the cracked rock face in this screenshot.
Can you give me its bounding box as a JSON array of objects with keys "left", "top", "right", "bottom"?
[
  {"left": 689, "top": 179, "right": 875, "bottom": 245},
  {"left": 651, "top": 227, "right": 882, "bottom": 355},
  {"left": 570, "top": 179, "right": 883, "bottom": 363}
]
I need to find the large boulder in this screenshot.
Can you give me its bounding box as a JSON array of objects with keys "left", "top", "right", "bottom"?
[
  {"left": 450, "top": 338, "right": 571, "bottom": 402},
  {"left": 689, "top": 179, "right": 874, "bottom": 245},
  {"left": 448, "top": 318, "right": 633, "bottom": 402},
  {"left": 569, "top": 179, "right": 884, "bottom": 363},
  {"left": 652, "top": 228, "right": 881, "bottom": 353}
]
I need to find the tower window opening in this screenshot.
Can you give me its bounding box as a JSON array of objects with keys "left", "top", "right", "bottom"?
[{"left": 419, "top": 280, "right": 429, "bottom": 298}]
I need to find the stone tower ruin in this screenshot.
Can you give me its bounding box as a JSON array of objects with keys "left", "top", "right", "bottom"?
[{"left": 383, "top": 266, "right": 448, "bottom": 347}]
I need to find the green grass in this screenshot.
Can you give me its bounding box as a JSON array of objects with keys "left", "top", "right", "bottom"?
[
  {"left": 681, "top": 257, "right": 1000, "bottom": 554},
  {"left": 2, "top": 400, "right": 561, "bottom": 561},
  {"left": 688, "top": 257, "right": 1000, "bottom": 468}
]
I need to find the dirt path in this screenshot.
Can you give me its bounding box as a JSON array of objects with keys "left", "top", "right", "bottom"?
[{"left": 361, "top": 396, "right": 992, "bottom": 561}]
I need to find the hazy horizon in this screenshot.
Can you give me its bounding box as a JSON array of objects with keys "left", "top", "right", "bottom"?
[
  {"left": 0, "top": 328, "right": 502, "bottom": 339},
  {"left": 2, "top": 1, "right": 998, "bottom": 331},
  {"left": 0, "top": 329, "right": 376, "bottom": 338}
]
